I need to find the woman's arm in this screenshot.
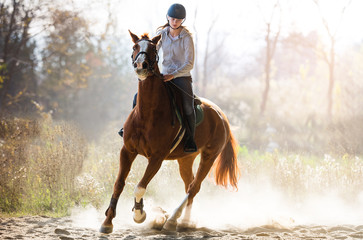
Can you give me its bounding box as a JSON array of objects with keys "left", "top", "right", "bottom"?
[{"left": 170, "top": 35, "right": 194, "bottom": 78}]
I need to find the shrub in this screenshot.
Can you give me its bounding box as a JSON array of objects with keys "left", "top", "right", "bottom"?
[{"left": 0, "top": 115, "right": 86, "bottom": 216}]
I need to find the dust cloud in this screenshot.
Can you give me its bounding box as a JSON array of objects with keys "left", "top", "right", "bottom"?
[{"left": 70, "top": 177, "right": 363, "bottom": 231}]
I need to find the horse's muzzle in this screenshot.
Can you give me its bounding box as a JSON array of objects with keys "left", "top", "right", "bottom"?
[{"left": 135, "top": 68, "right": 148, "bottom": 81}]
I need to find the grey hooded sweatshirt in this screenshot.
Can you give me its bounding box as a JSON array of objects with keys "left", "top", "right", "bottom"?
[{"left": 157, "top": 27, "right": 195, "bottom": 79}]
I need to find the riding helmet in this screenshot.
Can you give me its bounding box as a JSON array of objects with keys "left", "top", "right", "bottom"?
[{"left": 167, "top": 3, "right": 186, "bottom": 19}]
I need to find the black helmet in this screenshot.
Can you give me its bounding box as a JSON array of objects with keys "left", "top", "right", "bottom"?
[{"left": 167, "top": 3, "right": 186, "bottom": 19}]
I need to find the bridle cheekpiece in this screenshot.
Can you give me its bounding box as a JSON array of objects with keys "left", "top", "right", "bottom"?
[{"left": 131, "top": 39, "right": 159, "bottom": 73}]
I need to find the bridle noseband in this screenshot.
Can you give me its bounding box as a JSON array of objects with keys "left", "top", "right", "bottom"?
[{"left": 131, "top": 39, "right": 159, "bottom": 72}]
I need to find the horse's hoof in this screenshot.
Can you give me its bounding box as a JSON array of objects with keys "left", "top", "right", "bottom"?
[
  {"left": 163, "top": 219, "right": 177, "bottom": 231},
  {"left": 99, "top": 224, "right": 113, "bottom": 234},
  {"left": 178, "top": 220, "right": 196, "bottom": 230},
  {"left": 151, "top": 215, "right": 168, "bottom": 230},
  {"left": 150, "top": 207, "right": 168, "bottom": 230},
  {"left": 133, "top": 211, "right": 147, "bottom": 224}
]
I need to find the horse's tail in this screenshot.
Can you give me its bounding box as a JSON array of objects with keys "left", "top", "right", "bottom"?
[{"left": 212, "top": 130, "right": 241, "bottom": 190}]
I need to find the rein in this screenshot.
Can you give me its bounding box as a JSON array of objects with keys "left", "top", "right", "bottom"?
[{"left": 168, "top": 80, "right": 194, "bottom": 99}]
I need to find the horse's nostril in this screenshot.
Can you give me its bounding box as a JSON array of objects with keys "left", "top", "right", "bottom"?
[
  {"left": 134, "top": 63, "right": 137, "bottom": 68},
  {"left": 142, "top": 62, "right": 148, "bottom": 69}
]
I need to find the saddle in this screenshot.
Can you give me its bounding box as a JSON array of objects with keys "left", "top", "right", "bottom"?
[{"left": 164, "top": 82, "right": 204, "bottom": 153}]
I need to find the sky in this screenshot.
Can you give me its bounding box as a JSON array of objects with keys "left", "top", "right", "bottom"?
[{"left": 73, "top": 0, "right": 363, "bottom": 54}]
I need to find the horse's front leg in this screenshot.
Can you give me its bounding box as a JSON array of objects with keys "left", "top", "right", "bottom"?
[
  {"left": 100, "top": 146, "right": 137, "bottom": 234},
  {"left": 133, "top": 157, "right": 164, "bottom": 223}
]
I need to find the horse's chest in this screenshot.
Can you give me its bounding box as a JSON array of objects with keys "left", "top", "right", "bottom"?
[
  {"left": 124, "top": 112, "right": 177, "bottom": 158},
  {"left": 123, "top": 130, "right": 145, "bottom": 152},
  {"left": 126, "top": 130, "right": 165, "bottom": 158}
]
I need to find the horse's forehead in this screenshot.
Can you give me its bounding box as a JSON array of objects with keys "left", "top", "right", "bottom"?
[{"left": 138, "top": 40, "right": 149, "bottom": 51}]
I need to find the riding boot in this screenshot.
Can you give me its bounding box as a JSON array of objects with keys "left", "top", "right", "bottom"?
[
  {"left": 119, "top": 93, "right": 138, "bottom": 138},
  {"left": 184, "top": 112, "right": 197, "bottom": 152}
]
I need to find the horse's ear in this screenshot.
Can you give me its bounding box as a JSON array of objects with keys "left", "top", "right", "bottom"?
[
  {"left": 129, "top": 30, "right": 139, "bottom": 43},
  {"left": 151, "top": 34, "right": 161, "bottom": 45}
]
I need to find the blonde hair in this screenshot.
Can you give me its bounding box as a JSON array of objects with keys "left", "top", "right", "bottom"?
[{"left": 156, "top": 23, "right": 191, "bottom": 35}]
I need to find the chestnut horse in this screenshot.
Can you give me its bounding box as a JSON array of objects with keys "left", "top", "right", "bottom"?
[{"left": 100, "top": 31, "right": 240, "bottom": 233}]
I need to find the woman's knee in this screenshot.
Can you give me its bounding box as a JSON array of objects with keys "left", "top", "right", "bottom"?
[{"left": 183, "top": 98, "right": 194, "bottom": 115}]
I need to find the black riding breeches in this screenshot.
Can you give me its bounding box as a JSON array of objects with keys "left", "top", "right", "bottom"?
[{"left": 171, "top": 76, "right": 194, "bottom": 115}]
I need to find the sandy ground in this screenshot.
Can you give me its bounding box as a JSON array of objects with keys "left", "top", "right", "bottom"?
[{"left": 1, "top": 215, "right": 363, "bottom": 240}]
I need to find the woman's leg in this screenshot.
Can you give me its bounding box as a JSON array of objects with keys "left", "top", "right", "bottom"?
[{"left": 172, "top": 77, "right": 197, "bottom": 152}]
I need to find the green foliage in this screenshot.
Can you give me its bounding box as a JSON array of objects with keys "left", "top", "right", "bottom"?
[
  {"left": 0, "top": 117, "right": 40, "bottom": 212},
  {"left": 1, "top": 116, "right": 362, "bottom": 217},
  {"left": 0, "top": 116, "right": 86, "bottom": 216},
  {"left": 0, "top": 64, "right": 7, "bottom": 89},
  {"left": 239, "top": 147, "right": 363, "bottom": 202}
]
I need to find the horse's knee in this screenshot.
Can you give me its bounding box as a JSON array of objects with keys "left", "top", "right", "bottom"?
[{"left": 187, "top": 182, "right": 200, "bottom": 199}]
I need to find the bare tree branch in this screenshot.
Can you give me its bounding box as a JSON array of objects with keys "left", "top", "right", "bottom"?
[
  {"left": 201, "top": 14, "right": 219, "bottom": 96},
  {"left": 311, "top": 0, "right": 352, "bottom": 118},
  {"left": 259, "top": 0, "right": 282, "bottom": 114}
]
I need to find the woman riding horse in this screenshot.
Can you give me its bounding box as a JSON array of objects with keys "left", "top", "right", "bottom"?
[
  {"left": 157, "top": 3, "right": 197, "bottom": 152},
  {"left": 100, "top": 4, "right": 240, "bottom": 234},
  {"left": 120, "top": 3, "right": 197, "bottom": 152}
]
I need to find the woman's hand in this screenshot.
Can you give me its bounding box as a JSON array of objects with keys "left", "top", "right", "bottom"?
[{"left": 163, "top": 74, "right": 174, "bottom": 82}]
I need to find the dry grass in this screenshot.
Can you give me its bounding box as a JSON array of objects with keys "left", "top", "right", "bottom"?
[
  {"left": 1, "top": 116, "right": 362, "bottom": 217},
  {"left": 0, "top": 115, "right": 86, "bottom": 216},
  {"left": 238, "top": 147, "right": 363, "bottom": 203}
]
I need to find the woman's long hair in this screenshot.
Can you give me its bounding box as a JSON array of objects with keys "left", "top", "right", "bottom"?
[
  {"left": 156, "top": 22, "right": 191, "bottom": 35},
  {"left": 156, "top": 22, "right": 170, "bottom": 32}
]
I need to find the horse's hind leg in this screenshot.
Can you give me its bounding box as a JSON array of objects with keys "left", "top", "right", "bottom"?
[
  {"left": 187, "top": 150, "right": 219, "bottom": 200},
  {"left": 162, "top": 155, "right": 196, "bottom": 231},
  {"left": 177, "top": 156, "right": 196, "bottom": 226},
  {"left": 100, "top": 146, "right": 137, "bottom": 234},
  {"left": 177, "top": 155, "right": 196, "bottom": 194},
  {"left": 164, "top": 152, "right": 217, "bottom": 231}
]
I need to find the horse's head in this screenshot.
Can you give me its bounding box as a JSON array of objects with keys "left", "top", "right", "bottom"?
[{"left": 129, "top": 30, "right": 161, "bottom": 81}]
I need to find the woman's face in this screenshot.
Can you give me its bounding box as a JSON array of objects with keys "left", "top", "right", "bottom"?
[{"left": 168, "top": 16, "right": 184, "bottom": 29}]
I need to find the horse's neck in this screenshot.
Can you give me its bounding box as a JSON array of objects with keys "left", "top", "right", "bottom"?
[{"left": 136, "top": 74, "right": 168, "bottom": 118}]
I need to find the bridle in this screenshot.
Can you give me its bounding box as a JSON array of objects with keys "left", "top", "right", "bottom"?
[{"left": 131, "top": 39, "right": 159, "bottom": 73}]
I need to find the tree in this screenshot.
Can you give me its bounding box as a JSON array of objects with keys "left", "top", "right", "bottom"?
[
  {"left": 69, "top": 1, "right": 136, "bottom": 139},
  {"left": 199, "top": 15, "right": 218, "bottom": 96},
  {"left": 0, "top": 0, "right": 38, "bottom": 114},
  {"left": 40, "top": 9, "right": 92, "bottom": 119},
  {"left": 312, "top": 0, "right": 352, "bottom": 118},
  {"left": 258, "top": 0, "right": 282, "bottom": 115},
  {"left": 192, "top": 7, "right": 227, "bottom": 97}
]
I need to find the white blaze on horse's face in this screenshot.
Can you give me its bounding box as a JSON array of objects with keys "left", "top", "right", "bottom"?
[{"left": 133, "top": 41, "right": 150, "bottom": 81}]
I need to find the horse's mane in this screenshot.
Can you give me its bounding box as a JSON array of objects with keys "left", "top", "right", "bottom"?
[{"left": 140, "top": 33, "right": 149, "bottom": 39}]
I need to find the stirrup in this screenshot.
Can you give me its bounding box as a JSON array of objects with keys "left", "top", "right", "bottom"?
[{"left": 118, "top": 128, "right": 124, "bottom": 137}]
